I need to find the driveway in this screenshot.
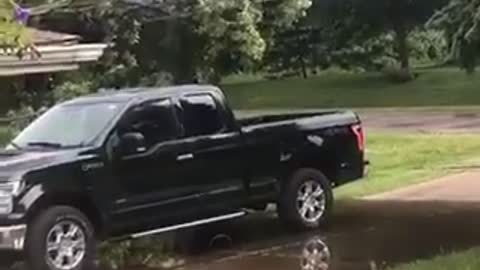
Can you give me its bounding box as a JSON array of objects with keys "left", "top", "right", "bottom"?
[
  {"left": 175, "top": 200, "right": 480, "bottom": 270},
  {"left": 173, "top": 170, "right": 480, "bottom": 270}
]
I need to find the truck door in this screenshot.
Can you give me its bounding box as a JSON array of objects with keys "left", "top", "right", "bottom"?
[
  {"left": 177, "top": 93, "right": 248, "bottom": 213},
  {"left": 109, "top": 98, "right": 200, "bottom": 229}
]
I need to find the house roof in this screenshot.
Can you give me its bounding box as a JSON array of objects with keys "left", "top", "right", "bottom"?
[
  {"left": 30, "top": 28, "right": 81, "bottom": 46},
  {"left": 0, "top": 28, "right": 106, "bottom": 76}
]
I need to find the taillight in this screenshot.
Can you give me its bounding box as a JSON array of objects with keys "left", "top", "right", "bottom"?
[{"left": 351, "top": 124, "right": 365, "bottom": 151}]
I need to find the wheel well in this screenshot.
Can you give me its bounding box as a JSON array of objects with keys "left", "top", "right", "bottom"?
[
  {"left": 284, "top": 158, "right": 336, "bottom": 185},
  {"left": 27, "top": 193, "right": 104, "bottom": 235}
]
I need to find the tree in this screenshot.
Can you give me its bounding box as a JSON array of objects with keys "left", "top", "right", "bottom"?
[
  {"left": 294, "top": 0, "right": 447, "bottom": 72},
  {"left": 428, "top": 0, "right": 480, "bottom": 73},
  {"left": 0, "top": 0, "right": 32, "bottom": 54},
  {"left": 343, "top": 0, "right": 448, "bottom": 72},
  {"left": 24, "top": 0, "right": 311, "bottom": 85}
]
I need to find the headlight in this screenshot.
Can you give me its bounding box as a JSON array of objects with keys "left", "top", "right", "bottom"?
[
  {"left": 0, "top": 181, "right": 25, "bottom": 197},
  {"left": 0, "top": 180, "right": 25, "bottom": 215},
  {"left": 0, "top": 196, "right": 13, "bottom": 215}
]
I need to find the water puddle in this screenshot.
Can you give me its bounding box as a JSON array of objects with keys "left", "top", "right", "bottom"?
[
  {"left": 4, "top": 200, "right": 480, "bottom": 270},
  {"left": 174, "top": 200, "right": 480, "bottom": 270}
]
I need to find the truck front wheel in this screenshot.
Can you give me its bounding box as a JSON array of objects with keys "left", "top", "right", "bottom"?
[
  {"left": 25, "top": 206, "right": 96, "bottom": 270},
  {"left": 277, "top": 168, "right": 333, "bottom": 230}
]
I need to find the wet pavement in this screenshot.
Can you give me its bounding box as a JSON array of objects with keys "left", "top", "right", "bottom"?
[
  {"left": 4, "top": 199, "right": 480, "bottom": 270},
  {"left": 169, "top": 199, "right": 480, "bottom": 270}
]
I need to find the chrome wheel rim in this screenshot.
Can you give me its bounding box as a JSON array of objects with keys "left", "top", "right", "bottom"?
[
  {"left": 301, "top": 237, "right": 331, "bottom": 270},
  {"left": 297, "top": 181, "right": 326, "bottom": 223},
  {"left": 46, "top": 221, "right": 86, "bottom": 270}
]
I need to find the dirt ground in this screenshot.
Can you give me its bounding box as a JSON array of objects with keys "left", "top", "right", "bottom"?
[{"left": 359, "top": 111, "right": 480, "bottom": 133}]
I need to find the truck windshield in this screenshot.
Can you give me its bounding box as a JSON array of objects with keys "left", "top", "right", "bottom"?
[{"left": 11, "top": 102, "right": 125, "bottom": 149}]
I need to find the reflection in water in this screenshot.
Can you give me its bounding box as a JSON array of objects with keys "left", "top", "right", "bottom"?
[{"left": 301, "top": 237, "right": 331, "bottom": 270}]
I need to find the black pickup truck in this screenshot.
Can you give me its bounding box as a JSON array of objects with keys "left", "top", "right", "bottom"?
[{"left": 0, "top": 85, "right": 365, "bottom": 270}]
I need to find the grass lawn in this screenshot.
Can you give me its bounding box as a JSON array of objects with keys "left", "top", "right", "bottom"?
[
  {"left": 336, "top": 132, "right": 480, "bottom": 198},
  {"left": 389, "top": 248, "right": 480, "bottom": 270},
  {"left": 223, "top": 68, "right": 480, "bottom": 110}
]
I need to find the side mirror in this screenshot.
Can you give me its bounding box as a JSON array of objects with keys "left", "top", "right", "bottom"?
[{"left": 120, "top": 132, "right": 147, "bottom": 156}]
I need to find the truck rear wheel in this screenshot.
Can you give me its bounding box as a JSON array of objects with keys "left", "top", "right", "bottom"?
[
  {"left": 25, "top": 206, "right": 96, "bottom": 270},
  {"left": 277, "top": 168, "right": 333, "bottom": 230}
]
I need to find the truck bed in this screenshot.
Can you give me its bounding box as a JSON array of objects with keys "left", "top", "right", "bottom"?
[{"left": 238, "top": 110, "right": 360, "bottom": 131}]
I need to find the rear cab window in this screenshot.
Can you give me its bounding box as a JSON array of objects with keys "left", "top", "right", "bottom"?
[{"left": 179, "top": 94, "right": 227, "bottom": 137}]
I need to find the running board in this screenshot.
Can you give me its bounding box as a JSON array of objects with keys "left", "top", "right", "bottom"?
[{"left": 129, "top": 211, "right": 246, "bottom": 239}]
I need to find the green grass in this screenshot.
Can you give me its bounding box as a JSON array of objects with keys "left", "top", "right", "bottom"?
[
  {"left": 336, "top": 132, "right": 480, "bottom": 198},
  {"left": 390, "top": 248, "right": 480, "bottom": 270},
  {"left": 223, "top": 68, "right": 480, "bottom": 110}
]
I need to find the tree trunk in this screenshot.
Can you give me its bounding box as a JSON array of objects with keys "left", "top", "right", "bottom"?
[
  {"left": 393, "top": 22, "right": 410, "bottom": 72},
  {"left": 460, "top": 40, "right": 476, "bottom": 75},
  {"left": 299, "top": 56, "right": 308, "bottom": 79}
]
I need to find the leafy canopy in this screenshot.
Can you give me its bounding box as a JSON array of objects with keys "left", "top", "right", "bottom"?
[{"left": 0, "top": 0, "right": 32, "bottom": 53}]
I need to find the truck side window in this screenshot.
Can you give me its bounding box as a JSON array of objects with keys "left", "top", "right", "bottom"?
[
  {"left": 120, "top": 99, "right": 179, "bottom": 147},
  {"left": 180, "top": 94, "right": 225, "bottom": 137}
]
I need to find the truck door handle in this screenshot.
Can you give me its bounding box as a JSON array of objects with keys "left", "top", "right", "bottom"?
[{"left": 177, "top": 153, "right": 194, "bottom": 161}]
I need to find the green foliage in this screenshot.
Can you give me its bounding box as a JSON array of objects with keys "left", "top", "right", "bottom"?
[
  {"left": 6, "top": 105, "right": 36, "bottom": 133},
  {"left": 34, "top": 0, "right": 312, "bottom": 86},
  {"left": 428, "top": 0, "right": 480, "bottom": 72},
  {"left": 98, "top": 236, "right": 178, "bottom": 270},
  {"left": 409, "top": 29, "right": 449, "bottom": 64},
  {"left": 193, "top": 0, "right": 266, "bottom": 63},
  {"left": 50, "top": 80, "right": 94, "bottom": 102},
  {"left": 0, "top": 126, "right": 13, "bottom": 146},
  {"left": 0, "top": 0, "right": 33, "bottom": 53},
  {"left": 298, "top": 0, "right": 449, "bottom": 74}
]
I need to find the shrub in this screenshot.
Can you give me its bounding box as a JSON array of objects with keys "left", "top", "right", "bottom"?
[
  {"left": 98, "top": 236, "right": 180, "bottom": 269},
  {"left": 6, "top": 106, "right": 36, "bottom": 134},
  {"left": 382, "top": 65, "right": 416, "bottom": 83},
  {"left": 0, "top": 126, "right": 13, "bottom": 146},
  {"left": 51, "top": 80, "right": 94, "bottom": 103}
]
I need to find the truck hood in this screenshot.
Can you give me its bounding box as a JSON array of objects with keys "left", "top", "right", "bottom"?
[{"left": 0, "top": 149, "right": 87, "bottom": 179}]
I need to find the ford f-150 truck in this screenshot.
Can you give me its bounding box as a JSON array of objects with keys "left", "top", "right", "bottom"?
[{"left": 0, "top": 85, "right": 365, "bottom": 270}]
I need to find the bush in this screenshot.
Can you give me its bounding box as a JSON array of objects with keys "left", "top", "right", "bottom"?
[
  {"left": 5, "top": 80, "right": 96, "bottom": 135},
  {"left": 51, "top": 80, "right": 95, "bottom": 103},
  {"left": 98, "top": 236, "right": 181, "bottom": 270},
  {"left": 6, "top": 106, "right": 37, "bottom": 134},
  {"left": 382, "top": 65, "right": 416, "bottom": 83},
  {"left": 0, "top": 126, "right": 13, "bottom": 146}
]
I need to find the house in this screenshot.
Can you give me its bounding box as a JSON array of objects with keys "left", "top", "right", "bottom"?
[
  {"left": 0, "top": 28, "right": 107, "bottom": 76},
  {"left": 0, "top": 28, "right": 107, "bottom": 114}
]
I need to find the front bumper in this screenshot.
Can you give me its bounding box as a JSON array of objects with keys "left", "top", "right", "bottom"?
[{"left": 0, "top": 225, "right": 26, "bottom": 251}]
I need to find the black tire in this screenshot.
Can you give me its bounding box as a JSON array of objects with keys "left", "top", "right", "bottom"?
[
  {"left": 25, "top": 206, "right": 96, "bottom": 270},
  {"left": 277, "top": 168, "right": 333, "bottom": 230}
]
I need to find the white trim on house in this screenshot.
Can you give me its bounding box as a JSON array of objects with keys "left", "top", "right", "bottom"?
[{"left": 0, "top": 44, "right": 108, "bottom": 76}]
